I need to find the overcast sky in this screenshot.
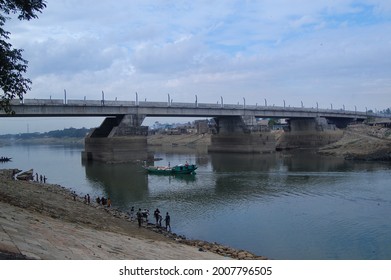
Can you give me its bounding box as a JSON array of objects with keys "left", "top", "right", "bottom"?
[{"left": 1, "top": 0, "right": 391, "bottom": 134}]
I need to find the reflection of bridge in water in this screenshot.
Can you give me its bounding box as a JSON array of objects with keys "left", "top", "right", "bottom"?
[
  {"left": 2, "top": 98, "right": 390, "bottom": 162},
  {"left": 82, "top": 151, "right": 366, "bottom": 208}
]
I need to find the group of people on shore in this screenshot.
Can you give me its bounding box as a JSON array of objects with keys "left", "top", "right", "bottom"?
[
  {"left": 74, "top": 192, "right": 112, "bottom": 208},
  {"left": 95, "top": 196, "right": 111, "bottom": 207},
  {"left": 128, "top": 206, "right": 171, "bottom": 231},
  {"left": 74, "top": 192, "right": 171, "bottom": 231},
  {"left": 35, "top": 172, "right": 47, "bottom": 183}
]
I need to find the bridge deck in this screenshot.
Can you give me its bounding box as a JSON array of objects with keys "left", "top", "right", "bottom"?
[{"left": 1, "top": 98, "right": 387, "bottom": 120}]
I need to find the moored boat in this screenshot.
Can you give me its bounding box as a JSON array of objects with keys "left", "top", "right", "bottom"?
[
  {"left": 144, "top": 163, "right": 197, "bottom": 175},
  {"left": 16, "top": 169, "right": 34, "bottom": 181}
]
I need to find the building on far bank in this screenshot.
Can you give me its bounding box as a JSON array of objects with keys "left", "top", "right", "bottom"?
[{"left": 195, "top": 120, "right": 209, "bottom": 134}]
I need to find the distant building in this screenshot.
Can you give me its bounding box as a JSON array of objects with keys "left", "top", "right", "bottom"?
[
  {"left": 257, "top": 119, "right": 269, "bottom": 127},
  {"left": 195, "top": 120, "right": 209, "bottom": 134}
]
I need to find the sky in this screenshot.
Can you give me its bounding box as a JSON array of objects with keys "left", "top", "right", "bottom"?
[{"left": 1, "top": 0, "right": 391, "bottom": 134}]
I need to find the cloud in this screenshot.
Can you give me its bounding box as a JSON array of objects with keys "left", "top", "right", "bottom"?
[
  {"left": 1, "top": 0, "right": 391, "bottom": 133},
  {"left": 23, "top": 36, "right": 126, "bottom": 76},
  {"left": 131, "top": 35, "right": 205, "bottom": 74}
]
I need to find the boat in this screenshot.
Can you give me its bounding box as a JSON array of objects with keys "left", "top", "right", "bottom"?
[
  {"left": 16, "top": 169, "right": 34, "bottom": 181},
  {"left": 0, "top": 157, "right": 12, "bottom": 162},
  {"left": 144, "top": 163, "right": 197, "bottom": 175}
]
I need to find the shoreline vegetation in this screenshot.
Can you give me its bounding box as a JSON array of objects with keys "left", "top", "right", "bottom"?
[{"left": 0, "top": 169, "right": 267, "bottom": 260}]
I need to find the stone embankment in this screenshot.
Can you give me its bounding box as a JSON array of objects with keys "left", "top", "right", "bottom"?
[{"left": 0, "top": 169, "right": 267, "bottom": 260}]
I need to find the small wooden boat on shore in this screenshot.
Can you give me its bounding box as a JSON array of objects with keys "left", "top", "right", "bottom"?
[
  {"left": 144, "top": 163, "right": 197, "bottom": 175},
  {"left": 16, "top": 169, "right": 34, "bottom": 181}
]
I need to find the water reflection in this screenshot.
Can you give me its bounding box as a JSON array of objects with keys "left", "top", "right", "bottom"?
[
  {"left": 281, "top": 150, "right": 389, "bottom": 172},
  {"left": 210, "top": 153, "right": 278, "bottom": 172},
  {"left": 166, "top": 174, "right": 197, "bottom": 183},
  {"left": 83, "top": 162, "right": 148, "bottom": 206},
  {"left": 82, "top": 150, "right": 391, "bottom": 210},
  {"left": 82, "top": 161, "right": 199, "bottom": 207}
]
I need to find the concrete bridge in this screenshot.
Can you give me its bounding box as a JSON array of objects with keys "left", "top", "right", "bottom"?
[
  {"left": 2, "top": 98, "right": 388, "bottom": 162},
  {"left": 3, "top": 98, "right": 377, "bottom": 121}
]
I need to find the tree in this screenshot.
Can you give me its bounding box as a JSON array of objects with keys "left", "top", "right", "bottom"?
[
  {"left": 0, "top": 0, "right": 46, "bottom": 114},
  {"left": 268, "top": 118, "right": 280, "bottom": 127}
]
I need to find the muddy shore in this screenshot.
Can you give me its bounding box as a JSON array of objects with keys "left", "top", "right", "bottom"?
[{"left": 0, "top": 169, "right": 267, "bottom": 260}]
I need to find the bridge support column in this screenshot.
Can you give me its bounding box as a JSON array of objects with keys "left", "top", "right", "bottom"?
[
  {"left": 82, "top": 114, "right": 150, "bottom": 163},
  {"left": 208, "top": 116, "right": 275, "bottom": 153},
  {"left": 276, "top": 117, "right": 343, "bottom": 150}
]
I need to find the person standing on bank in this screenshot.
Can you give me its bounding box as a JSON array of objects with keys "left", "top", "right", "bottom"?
[
  {"left": 154, "top": 208, "right": 160, "bottom": 225},
  {"left": 130, "top": 206, "right": 135, "bottom": 221},
  {"left": 164, "top": 212, "right": 171, "bottom": 231},
  {"left": 137, "top": 208, "right": 143, "bottom": 228}
]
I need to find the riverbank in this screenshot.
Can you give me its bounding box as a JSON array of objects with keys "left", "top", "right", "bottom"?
[
  {"left": 318, "top": 124, "right": 391, "bottom": 160},
  {"left": 0, "top": 169, "right": 267, "bottom": 260},
  {"left": 148, "top": 133, "right": 211, "bottom": 147}
]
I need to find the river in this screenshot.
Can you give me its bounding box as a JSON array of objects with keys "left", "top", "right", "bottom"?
[{"left": 1, "top": 143, "right": 391, "bottom": 260}]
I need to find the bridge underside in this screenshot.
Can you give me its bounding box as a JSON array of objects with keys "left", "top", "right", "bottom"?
[
  {"left": 208, "top": 116, "right": 345, "bottom": 153},
  {"left": 82, "top": 114, "right": 151, "bottom": 163},
  {"left": 208, "top": 116, "right": 275, "bottom": 153},
  {"left": 326, "top": 117, "right": 356, "bottom": 129},
  {"left": 276, "top": 117, "right": 344, "bottom": 150},
  {"left": 83, "top": 115, "right": 349, "bottom": 162}
]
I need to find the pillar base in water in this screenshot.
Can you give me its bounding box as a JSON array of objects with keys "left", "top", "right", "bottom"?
[{"left": 82, "top": 136, "right": 149, "bottom": 163}]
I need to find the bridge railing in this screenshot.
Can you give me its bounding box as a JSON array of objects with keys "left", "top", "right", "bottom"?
[
  {"left": 23, "top": 99, "right": 64, "bottom": 105},
  {"left": 67, "top": 100, "right": 99, "bottom": 106},
  {"left": 224, "top": 104, "right": 241, "bottom": 109},
  {"left": 169, "top": 102, "right": 196, "bottom": 108},
  {"left": 10, "top": 99, "right": 23, "bottom": 105},
  {"left": 138, "top": 101, "right": 166, "bottom": 107},
  {"left": 198, "top": 103, "right": 222, "bottom": 109}
]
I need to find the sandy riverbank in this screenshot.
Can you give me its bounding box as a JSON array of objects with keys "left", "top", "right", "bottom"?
[
  {"left": 0, "top": 169, "right": 266, "bottom": 260},
  {"left": 318, "top": 124, "right": 391, "bottom": 160}
]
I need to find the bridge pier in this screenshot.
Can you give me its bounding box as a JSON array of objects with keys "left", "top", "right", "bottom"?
[
  {"left": 82, "top": 114, "right": 150, "bottom": 163},
  {"left": 208, "top": 116, "right": 275, "bottom": 153},
  {"left": 276, "top": 117, "right": 343, "bottom": 150}
]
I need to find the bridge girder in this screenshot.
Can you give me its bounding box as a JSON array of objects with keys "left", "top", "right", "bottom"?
[{"left": 1, "top": 99, "right": 379, "bottom": 122}]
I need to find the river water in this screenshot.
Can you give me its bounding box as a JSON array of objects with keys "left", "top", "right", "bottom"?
[{"left": 1, "top": 143, "right": 391, "bottom": 260}]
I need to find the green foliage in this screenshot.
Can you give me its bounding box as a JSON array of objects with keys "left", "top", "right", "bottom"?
[
  {"left": 268, "top": 118, "right": 279, "bottom": 127},
  {"left": 380, "top": 108, "right": 391, "bottom": 115},
  {"left": 0, "top": 0, "right": 46, "bottom": 113},
  {"left": 46, "top": 127, "right": 91, "bottom": 138}
]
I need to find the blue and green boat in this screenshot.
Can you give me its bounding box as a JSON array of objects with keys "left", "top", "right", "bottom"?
[{"left": 144, "top": 163, "right": 197, "bottom": 175}]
